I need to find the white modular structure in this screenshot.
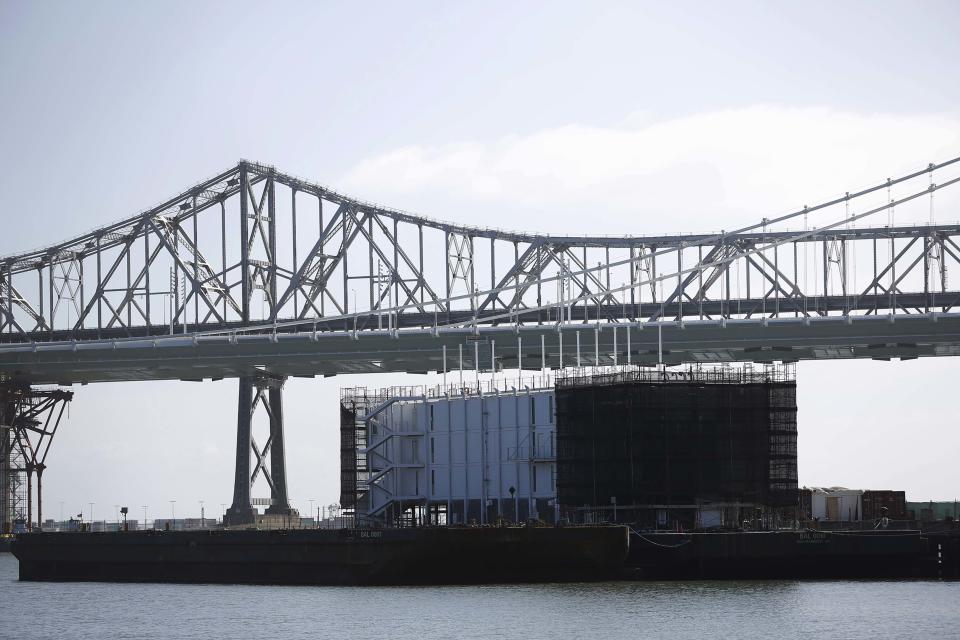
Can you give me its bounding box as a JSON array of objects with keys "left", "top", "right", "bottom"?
[
  {"left": 808, "top": 487, "right": 864, "bottom": 522},
  {"left": 341, "top": 384, "right": 557, "bottom": 526}
]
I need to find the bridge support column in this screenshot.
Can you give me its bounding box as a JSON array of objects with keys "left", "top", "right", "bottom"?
[
  {"left": 225, "top": 374, "right": 295, "bottom": 526},
  {"left": 225, "top": 376, "right": 255, "bottom": 525},
  {"left": 35, "top": 463, "right": 45, "bottom": 529},
  {"left": 0, "top": 393, "right": 12, "bottom": 535},
  {"left": 264, "top": 382, "right": 294, "bottom": 516},
  {"left": 25, "top": 462, "right": 33, "bottom": 530}
]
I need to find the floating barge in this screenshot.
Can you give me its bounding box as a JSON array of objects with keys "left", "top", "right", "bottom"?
[
  {"left": 628, "top": 529, "right": 954, "bottom": 579},
  {"left": 11, "top": 526, "right": 628, "bottom": 585},
  {"left": 11, "top": 526, "right": 958, "bottom": 584}
]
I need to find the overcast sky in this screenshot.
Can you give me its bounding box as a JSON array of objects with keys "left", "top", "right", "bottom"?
[{"left": 2, "top": 1, "right": 959, "bottom": 522}]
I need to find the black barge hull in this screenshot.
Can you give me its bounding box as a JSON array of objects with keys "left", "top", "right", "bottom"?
[
  {"left": 12, "top": 526, "right": 629, "bottom": 585},
  {"left": 628, "top": 530, "right": 945, "bottom": 579},
  {"left": 13, "top": 527, "right": 951, "bottom": 584}
]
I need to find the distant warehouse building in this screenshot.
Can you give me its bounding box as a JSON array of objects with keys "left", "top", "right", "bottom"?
[
  {"left": 340, "top": 364, "right": 798, "bottom": 529},
  {"left": 907, "top": 500, "right": 960, "bottom": 522}
]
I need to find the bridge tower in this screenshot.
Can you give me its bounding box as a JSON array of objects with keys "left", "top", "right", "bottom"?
[
  {"left": 224, "top": 374, "right": 296, "bottom": 526},
  {"left": 223, "top": 163, "right": 297, "bottom": 525}
]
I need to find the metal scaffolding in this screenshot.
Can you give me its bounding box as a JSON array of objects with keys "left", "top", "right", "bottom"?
[
  {"left": 0, "top": 382, "right": 72, "bottom": 532},
  {"left": 555, "top": 364, "right": 797, "bottom": 529}
]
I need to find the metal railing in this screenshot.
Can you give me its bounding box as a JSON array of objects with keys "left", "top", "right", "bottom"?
[
  {"left": 341, "top": 371, "right": 556, "bottom": 406},
  {"left": 555, "top": 362, "right": 797, "bottom": 389}
]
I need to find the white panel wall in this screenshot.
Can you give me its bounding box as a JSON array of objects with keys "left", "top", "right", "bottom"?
[{"left": 362, "top": 387, "right": 557, "bottom": 524}]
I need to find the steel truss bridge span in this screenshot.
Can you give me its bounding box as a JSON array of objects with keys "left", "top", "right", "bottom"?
[
  {"left": 4, "top": 157, "right": 960, "bottom": 527},
  {"left": 3, "top": 158, "right": 960, "bottom": 383}
]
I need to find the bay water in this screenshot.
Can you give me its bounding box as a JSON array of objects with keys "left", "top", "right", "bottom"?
[{"left": 1, "top": 553, "right": 956, "bottom": 639}]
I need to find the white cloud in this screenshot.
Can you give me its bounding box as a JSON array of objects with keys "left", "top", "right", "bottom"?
[{"left": 340, "top": 106, "right": 960, "bottom": 236}]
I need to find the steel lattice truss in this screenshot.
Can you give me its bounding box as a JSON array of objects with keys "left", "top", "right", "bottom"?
[
  {"left": 2, "top": 158, "right": 960, "bottom": 382},
  {"left": 0, "top": 383, "right": 72, "bottom": 528}
]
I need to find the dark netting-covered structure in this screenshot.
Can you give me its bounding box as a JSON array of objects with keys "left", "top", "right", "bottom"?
[{"left": 555, "top": 365, "right": 797, "bottom": 529}]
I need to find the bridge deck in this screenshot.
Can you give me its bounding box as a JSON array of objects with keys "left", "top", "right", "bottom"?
[{"left": 2, "top": 312, "right": 958, "bottom": 384}]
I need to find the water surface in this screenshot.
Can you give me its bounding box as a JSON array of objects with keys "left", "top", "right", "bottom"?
[{"left": 2, "top": 553, "right": 956, "bottom": 639}]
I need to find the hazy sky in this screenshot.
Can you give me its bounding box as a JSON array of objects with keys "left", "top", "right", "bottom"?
[{"left": 2, "top": 1, "right": 959, "bottom": 521}]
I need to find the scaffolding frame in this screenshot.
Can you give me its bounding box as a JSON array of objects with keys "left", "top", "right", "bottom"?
[
  {"left": 0, "top": 381, "right": 73, "bottom": 532},
  {"left": 555, "top": 364, "right": 797, "bottom": 529}
]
